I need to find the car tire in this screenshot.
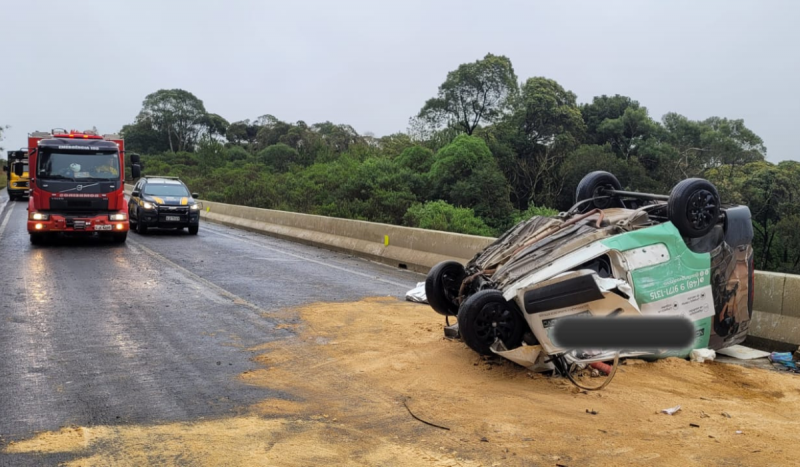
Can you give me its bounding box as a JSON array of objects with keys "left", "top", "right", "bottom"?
[
  {"left": 425, "top": 261, "right": 466, "bottom": 316},
  {"left": 137, "top": 220, "right": 149, "bottom": 235},
  {"left": 575, "top": 171, "right": 622, "bottom": 212},
  {"left": 457, "top": 289, "right": 527, "bottom": 355},
  {"left": 188, "top": 225, "right": 199, "bottom": 235},
  {"left": 112, "top": 232, "right": 127, "bottom": 244},
  {"left": 668, "top": 178, "right": 720, "bottom": 238}
]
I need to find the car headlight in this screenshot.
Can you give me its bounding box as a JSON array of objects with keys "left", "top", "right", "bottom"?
[
  {"left": 109, "top": 213, "right": 128, "bottom": 221},
  {"left": 142, "top": 201, "right": 155, "bottom": 210},
  {"left": 190, "top": 204, "right": 199, "bottom": 211},
  {"left": 31, "top": 212, "right": 50, "bottom": 221}
]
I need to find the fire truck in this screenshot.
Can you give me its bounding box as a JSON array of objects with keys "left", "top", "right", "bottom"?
[
  {"left": 26, "top": 129, "right": 142, "bottom": 244},
  {"left": 4, "top": 149, "right": 30, "bottom": 200}
]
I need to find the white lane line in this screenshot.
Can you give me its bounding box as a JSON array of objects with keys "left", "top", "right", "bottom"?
[
  {"left": 0, "top": 202, "right": 16, "bottom": 243},
  {"left": 126, "top": 237, "right": 268, "bottom": 314},
  {"left": 202, "top": 226, "right": 415, "bottom": 290}
]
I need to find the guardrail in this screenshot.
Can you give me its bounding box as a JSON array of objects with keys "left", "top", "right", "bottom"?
[{"left": 124, "top": 185, "right": 799, "bottom": 347}]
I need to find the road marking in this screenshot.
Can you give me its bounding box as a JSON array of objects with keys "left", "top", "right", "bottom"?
[
  {"left": 0, "top": 202, "right": 16, "bottom": 243},
  {"left": 127, "top": 237, "right": 268, "bottom": 314},
  {"left": 203, "top": 226, "right": 414, "bottom": 290}
]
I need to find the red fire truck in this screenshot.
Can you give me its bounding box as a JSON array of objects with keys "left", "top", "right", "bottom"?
[{"left": 26, "top": 129, "right": 142, "bottom": 244}]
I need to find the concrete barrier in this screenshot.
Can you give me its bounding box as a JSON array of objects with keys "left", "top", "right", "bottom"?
[{"left": 124, "top": 185, "right": 799, "bottom": 346}]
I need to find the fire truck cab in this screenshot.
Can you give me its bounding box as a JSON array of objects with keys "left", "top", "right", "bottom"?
[{"left": 26, "top": 129, "right": 141, "bottom": 244}]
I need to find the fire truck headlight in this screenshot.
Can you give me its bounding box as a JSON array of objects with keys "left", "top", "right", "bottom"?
[
  {"left": 31, "top": 212, "right": 50, "bottom": 221},
  {"left": 109, "top": 213, "right": 127, "bottom": 221},
  {"left": 35, "top": 223, "right": 43, "bottom": 230}
]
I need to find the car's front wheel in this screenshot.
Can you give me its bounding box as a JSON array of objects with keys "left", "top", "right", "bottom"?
[
  {"left": 188, "top": 225, "right": 199, "bottom": 235},
  {"left": 457, "top": 289, "right": 527, "bottom": 355}
]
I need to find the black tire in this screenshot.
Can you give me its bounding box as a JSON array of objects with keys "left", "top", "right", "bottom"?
[
  {"left": 112, "top": 232, "right": 128, "bottom": 244},
  {"left": 668, "top": 178, "right": 720, "bottom": 238},
  {"left": 137, "top": 220, "right": 149, "bottom": 235},
  {"left": 575, "top": 171, "right": 622, "bottom": 212},
  {"left": 425, "top": 261, "right": 466, "bottom": 316},
  {"left": 30, "top": 233, "right": 44, "bottom": 245},
  {"left": 457, "top": 289, "right": 527, "bottom": 355},
  {"left": 188, "top": 225, "right": 199, "bottom": 235}
]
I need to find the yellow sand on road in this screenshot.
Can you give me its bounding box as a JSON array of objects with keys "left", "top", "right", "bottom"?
[{"left": 6, "top": 297, "right": 800, "bottom": 466}]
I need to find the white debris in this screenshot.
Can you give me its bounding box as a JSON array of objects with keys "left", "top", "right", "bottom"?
[
  {"left": 716, "top": 345, "right": 770, "bottom": 360},
  {"left": 405, "top": 282, "right": 428, "bottom": 304},
  {"left": 690, "top": 349, "right": 716, "bottom": 363},
  {"left": 660, "top": 405, "right": 682, "bottom": 415}
]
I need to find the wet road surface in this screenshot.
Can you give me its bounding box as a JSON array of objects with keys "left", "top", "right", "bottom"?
[{"left": 0, "top": 190, "right": 421, "bottom": 465}]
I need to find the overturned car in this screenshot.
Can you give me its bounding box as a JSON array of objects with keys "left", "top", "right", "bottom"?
[{"left": 426, "top": 172, "right": 754, "bottom": 389}]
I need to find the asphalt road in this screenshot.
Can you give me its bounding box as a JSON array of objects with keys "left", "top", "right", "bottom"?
[{"left": 0, "top": 189, "right": 422, "bottom": 466}]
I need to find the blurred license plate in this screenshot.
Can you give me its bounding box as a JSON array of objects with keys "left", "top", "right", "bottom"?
[
  {"left": 165, "top": 216, "right": 180, "bottom": 221},
  {"left": 94, "top": 225, "right": 112, "bottom": 231}
]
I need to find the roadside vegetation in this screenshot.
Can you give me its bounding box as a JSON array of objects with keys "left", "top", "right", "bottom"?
[{"left": 116, "top": 54, "right": 798, "bottom": 273}]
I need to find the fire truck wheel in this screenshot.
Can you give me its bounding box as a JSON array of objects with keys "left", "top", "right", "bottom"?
[
  {"left": 111, "top": 232, "right": 128, "bottom": 244},
  {"left": 457, "top": 289, "right": 527, "bottom": 355},
  {"left": 29, "top": 233, "right": 46, "bottom": 245}
]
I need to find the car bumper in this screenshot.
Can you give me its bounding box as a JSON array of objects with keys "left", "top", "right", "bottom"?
[
  {"left": 7, "top": 186, "right": 29, "bottom": 196},
  {"left": 138, "top": 210, "right": 200, "bottom": 228},
  {"left": 28, "top": 214, "right": 130, "bottom": 233}
]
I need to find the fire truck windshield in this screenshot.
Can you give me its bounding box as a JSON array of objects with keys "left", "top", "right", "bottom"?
[{"left": 37, "top": 151, "right": 120, "bottom": 181}]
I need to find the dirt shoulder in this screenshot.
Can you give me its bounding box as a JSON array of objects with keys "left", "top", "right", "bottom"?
[{"left": 6, "top": 297, "right": 799, "bottom": 466}]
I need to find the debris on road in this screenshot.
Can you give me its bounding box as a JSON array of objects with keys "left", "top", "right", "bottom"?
[
  {"left": 769, "top": 352, "right": 799, "bottom": 373},
  {"left": 722, "top": 412, "right": 732, "bottom": 418},
  {"left": 661, "top": 405, "right": 682, "bottom": 415},
  {"left": 401, "top": 398, "right": 450, "bottom": 431},
  {"left": 690, "top": 423, "right": 700, "bottom": 428},
  {"left": 690, "top": 349, "right": 716, "bottom": 363},
  {"left": 586, "top": 409, "right": 598, "bottom": 415},
  {"left": 715, "top": 345, "right": 770, "bottom": 360},
  {"left": 404, "top": 282, "right": 428, "bottom": 304}
]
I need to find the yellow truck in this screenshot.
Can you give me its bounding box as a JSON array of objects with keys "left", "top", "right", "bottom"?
[{"left": 4, "top": 150, "right": 30, "bottom": 201}]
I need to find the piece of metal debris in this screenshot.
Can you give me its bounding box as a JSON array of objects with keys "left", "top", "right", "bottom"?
[{"left": 586, "top": 409, "right": 598, "bottom": 415}]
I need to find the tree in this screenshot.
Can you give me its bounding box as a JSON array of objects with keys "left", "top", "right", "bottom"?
[
  {"left": 0, "top": 124, "right": 7, "bottom": 151},
  {"left": 136, "top": 89, "right": 209, "bottom": 152},
  {"left": 494, "top": 77, "right": 586, "bottom": 208},
  {"left": 404, "top": 201, "right": 494, "bottom": 236},
  {"left": 416, "top": 53, "right": 519, "bottom": 135},
  {"left": 429, "top": 134, "right": 514, "bottom": 230},
  {"left": 257, "top": 143, "right": 301, "bottom": 172},
  {"left": 395, "top": 146, "right": 435, "bottom": 172}
]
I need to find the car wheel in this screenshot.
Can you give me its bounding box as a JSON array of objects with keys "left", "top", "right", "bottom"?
[
  {"left": 112, "top": 232, "right": 127, "bottom": 244},
  {"left": 137, "top": 220, "right": 149, "bottom": 235},
  {"left": 188, "top": 225, "right": 199, "bottom": 235},
  {"left": 575, "top": 171, "right": 622, "bottom": 212},
  {"left": 457, "top": 289, "right": 527, "bottom": 355},
  {"left": 425, "top": 260, "right": 466, "bottom": 316},
  {"left": 668, "top": 178, "right": 720, "bottom": 238}
]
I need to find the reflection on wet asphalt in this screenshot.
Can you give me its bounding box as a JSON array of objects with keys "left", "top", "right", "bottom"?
[{"left": 0, "top": 191, "right": 421, "bottom": 465}]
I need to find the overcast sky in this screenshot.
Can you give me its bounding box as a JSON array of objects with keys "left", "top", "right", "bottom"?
[{"left": 2, "top": 0, "right": 798, "bottom": 161}]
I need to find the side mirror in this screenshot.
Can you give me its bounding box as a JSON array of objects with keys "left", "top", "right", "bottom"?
[
  {"left": 131, "top": 164, "right": 142, "bottom": 179},
  {"left": 130, "top": 153, "right": 141, "bottom": 164},
  {"left": 191, "top": 193, "right": 199, "bottom": 199},
  {"left": 14, "top": 165, "right": 24, "bottom": 176},
  {"left": 132, "top": 191, "right": 141, "bottom": 197}
]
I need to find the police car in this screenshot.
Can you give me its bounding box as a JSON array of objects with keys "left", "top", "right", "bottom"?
[{"left": 129, "top": 176, "right": 201, "bottom": 235}]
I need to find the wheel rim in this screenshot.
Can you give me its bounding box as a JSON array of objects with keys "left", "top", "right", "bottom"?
[
  {"left": 440, "top": 268, "right": 463, "bottom": 306},
  {"left": 591, "top": 184, "right": 615, "bottom": 209},
  {"left": 472, "top": 302, "right": 519, "bottom": 347},
  {"left": 685, "top": 189, "right": 718, "bottom": 231}
]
